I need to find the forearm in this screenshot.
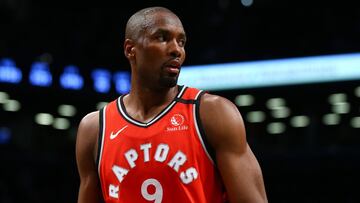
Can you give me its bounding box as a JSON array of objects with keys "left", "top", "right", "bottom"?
[
  {"left": 77, "top": 179, "right": 103, "bottom": 203},
  {"left": 217, "top": 147, "right": 268, "bottom": 203}
]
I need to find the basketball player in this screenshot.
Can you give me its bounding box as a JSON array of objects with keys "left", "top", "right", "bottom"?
[{"left": 76, "top": 6, "right": 268, "bottom": 203}]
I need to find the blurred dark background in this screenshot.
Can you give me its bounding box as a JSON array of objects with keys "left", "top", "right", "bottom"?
[{"left": 0, "top": 0, "right": 360, "bottom": 202}]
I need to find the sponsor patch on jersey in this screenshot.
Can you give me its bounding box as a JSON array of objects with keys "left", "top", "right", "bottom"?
[
  {"left": 170, "top": 114, "right": 184, "bottom": 126},
  {"left": 167, "top": 113, "right": 188, "bottom": 132}
]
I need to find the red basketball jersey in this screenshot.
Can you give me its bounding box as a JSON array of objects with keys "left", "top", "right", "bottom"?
[{"left": 97, "top": 86, "right": 227, "bottom": 203}]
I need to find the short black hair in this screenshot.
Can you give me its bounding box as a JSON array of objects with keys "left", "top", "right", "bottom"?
[{"left": 125, "top": 7, "right": 178, "bottom": 41}]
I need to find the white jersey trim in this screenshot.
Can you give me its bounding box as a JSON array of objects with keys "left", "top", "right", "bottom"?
[{"left": 117, "top": 86, "right": 187, "bottom": 127}]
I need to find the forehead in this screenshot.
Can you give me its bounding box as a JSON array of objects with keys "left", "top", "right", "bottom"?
[{"left": 144, "top": 11, "right": 185, "bottom": 34}]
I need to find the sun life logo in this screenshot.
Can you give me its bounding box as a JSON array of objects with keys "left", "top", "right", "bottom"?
[
  {"left": 170, "top": 114, "right": 184, "bottom": 126},
  {"left": 167, "top": 114, "right": 188, "bottom": 132}
]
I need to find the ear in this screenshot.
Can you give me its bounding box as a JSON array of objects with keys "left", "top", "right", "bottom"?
[{"left": 124, "top": 39, "right": 135, "bottom": 59}]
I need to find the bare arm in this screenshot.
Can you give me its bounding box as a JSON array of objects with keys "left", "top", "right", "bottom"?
[
  {"left": 76, "top": 111, "right": 103, "bottom": 203},
  {"left": 200, "top": 94, "right": 268, "bottom": 203}
]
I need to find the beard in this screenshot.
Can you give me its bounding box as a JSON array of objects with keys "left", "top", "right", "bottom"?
[
  {"left": 159, "top": 75, "right": 179, "bottom": 88},
  {"left": 159, "top": 71, "right": 179, "bottom": 88}
]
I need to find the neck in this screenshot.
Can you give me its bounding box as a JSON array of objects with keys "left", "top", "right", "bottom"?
[
  {"left": 130, "top": 85, "right": 178, "bottom": 108},
  {"left": 123, "top": 84, "right": 179, "bottom": 122}
]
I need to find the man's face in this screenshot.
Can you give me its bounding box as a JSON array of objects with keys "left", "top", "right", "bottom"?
[{"left": 133, "top": 11, "right": 186, "bottom": 89}]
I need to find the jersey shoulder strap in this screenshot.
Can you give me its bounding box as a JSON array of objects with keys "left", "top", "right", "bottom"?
[
  {"left": 175, "top": 86, "right": 206, "bottom": 104},
  {"left": 177, "top": 86, "right": 217, "bottom": 164}
]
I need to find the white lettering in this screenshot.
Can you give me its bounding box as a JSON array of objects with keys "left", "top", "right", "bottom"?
[
  {"left": 180, "top": 167, "right": 198, "bottom": 184},
  {"left": 140, "top": 143, "right": 152, "bottom": 162},
  {"left": 141, "top": 178, "right": 163, "bottom": 203},
  {"left": 112, "top": 165, "right": 129, "bottom": 183},
  {"left": 125, "top": 149, "right": 138, "bottom": 168},
  {"left": 167, "top": 151, "right": 186, "bottom": 172},
  {"left": 109, "top": 184, "right": 119, "bottom": 198},
  {"left": 111, "top": 143, "right": 199, "bottom": 186},
  {"left": 166, "top": 125, "right": 189, "bottom": 132},
  {"left": 154, "top": 144, "right": 169, "bottom": 162}
]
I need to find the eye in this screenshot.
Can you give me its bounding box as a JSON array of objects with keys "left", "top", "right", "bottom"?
[
  {"left": 157, "top": 35, "right": 165, "bottom": 41},
  {"left": 178, "top": 38, "right": 186, "bottom": 47}
]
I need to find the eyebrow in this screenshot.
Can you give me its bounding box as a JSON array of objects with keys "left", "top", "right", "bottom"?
[{"left": 153, "top": 28, "right": 187, "bottom": 40}]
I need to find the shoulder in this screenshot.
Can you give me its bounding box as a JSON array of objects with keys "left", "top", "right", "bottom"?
[
  {"left": 199, "top": 93, "right": 246, "bottom": 150},
  {"left": 76, "top": 111, "right": 100, "bottom": 162},
  {"left": 199, "top": 93, "right": 238, "bottom": 112},
  {"left": 199, "top": 93, "right": 243, "bottom": 124},
  {"left": 78, "top": 111, "right": 100, "bottom": 135}
]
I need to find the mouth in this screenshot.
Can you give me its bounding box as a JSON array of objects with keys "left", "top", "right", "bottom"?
[{"left": 164, "top": 60, "right": 181, "bottom": 74}]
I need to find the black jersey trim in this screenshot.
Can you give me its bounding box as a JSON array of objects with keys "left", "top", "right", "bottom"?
[
  {"left": 175, "top": 97, "right": 196, "bottom": 104},
  {"left": 96, "top": 107, "right": 106, "bottom": 175},
  {"left": 194, "top": 91, "right": 217, "bottom": 165},
  {"left": 116, "top": 85, "right": 187, "bottom": 128}
]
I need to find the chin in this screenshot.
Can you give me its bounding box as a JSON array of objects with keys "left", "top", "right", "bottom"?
[{"left": 159, "top": 76, "right": 178, "bottom": 88}]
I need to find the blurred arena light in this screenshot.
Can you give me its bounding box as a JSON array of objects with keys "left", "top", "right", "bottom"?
[
  {"left": 0, "top": 127, "right": 11, "bottom": 144},
  {"left": 29, "top": 61, "right": 52, "bottom": 87},
  {"left": 328, "top": 93, "right": 347, "bottom": 105},
  {"left": 350, "top": 117, "right": 360, "bottom": 128},
  {"left": 179, "top": 53, "right": 360, "bottom": 91},
  {"left": 246, "top": 111, "right": 266, "bottom": 123},
  {"left": 331, "top": 102, "right": 351, "bottom": 114},
  {"left": 235, "top": 94, "right": 254, "bottom": 107},
  {"left": 271, "top": 106, "right": 291, "bottom": 119},
  {"left": 267, "top": 122, "right": 286, "bottom": 134},
  {"left": 58, "top": 104, "right": 77, "bottom": 117},
  {"left": 241, "top": 0, "right": 254, "bottom": 7},
  {"left": 290, "top": 116, "right": 310, "bottom": 128},
  {"left": 92, "top": 69, "right": 111, "bottom": 93},
  {"left": 3, "top": 99, "right": 21, "bottom": 112},
  {"left": 114, "top": 71, "right": 131, "bottom": 94},
  {"left": 0, "top": 58, "right": 22, "bottom": 84},
  {"left": 322, "top": 113, "right": 341, "bottom": 125},
  {"left": 35, "top": 113, "right": 54, "bottom": 125},
  {"left": 60, "top": 65, "right": 84, "bottom": 90},
  {"left": 53, "top": 118, "right": 70, "bottom": 130},
  {"left": 355, "top": 86, "right": 360, "bottom": 97},
  {"left": 0, "top": 92, "right": 9, "bottom": 104},
  {"left": 266, "top": 98, "right": 286, "bottom": 109}
]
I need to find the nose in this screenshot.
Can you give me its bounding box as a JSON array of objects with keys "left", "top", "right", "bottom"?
[{"left": 168, "top": 39, "right": 183, "bottom": 58}]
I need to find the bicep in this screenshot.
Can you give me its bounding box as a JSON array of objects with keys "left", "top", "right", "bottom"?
[
  {"left": 200, "top": 95, "right": 267, "bottom": 203},
  {"left": 76, "top": 112, "right": 103, "bottom": 203}
]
